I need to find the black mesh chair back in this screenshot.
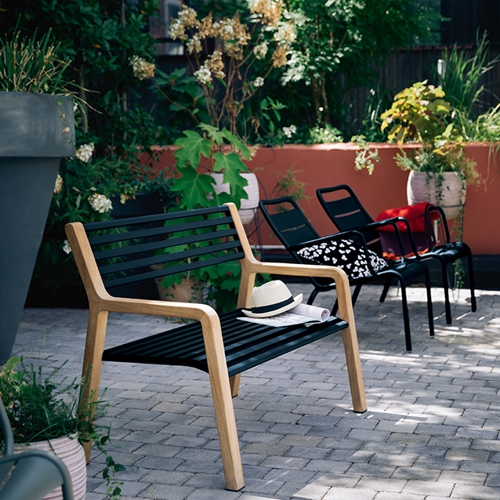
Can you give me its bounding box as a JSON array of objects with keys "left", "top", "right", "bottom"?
[
  {"left": 259, "top": 196, "right": 320, "bottom": 248},
  {"left": 259, "top": 197, "right": 336, "bottom": 302},
  {"left": 316, "top": 184, "right": 383, "bottom": 255}
]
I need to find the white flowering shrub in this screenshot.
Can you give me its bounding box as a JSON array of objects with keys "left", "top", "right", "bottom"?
[
  {"left": 88, "top": 193, "right": 113, "bottom": 213},
  {"left": 75, "top": 143, "right": 95, "bottom": 163},
  {"left": 130, "top": 55, "right": 155, "bottom": 81},
  {"left": 167, "top": 1, "right": 295, "bottom": 137}
]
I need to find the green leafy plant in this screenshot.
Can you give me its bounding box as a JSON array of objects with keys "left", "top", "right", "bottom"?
[
  {"left": 173, "top": 124, "right": 252, "bottom": 210},
  {"left": 352, "top": 135, "right": 381, "bottom": 176},
  {"left": 269, "top": 0, "right": 432, "bottom": 132},
  {"left": 377, "top": 81, "right": 479, "bottom": 185},
  {"left": 0, "top": 28, "right": 71, "bottom": 94},
  {"left": 167, "top": 2, "right": 295, "bottom": 139},
  {"left": 394, "top": 144, "right": 479, "bottom": 186},
  {"left": 155, "top": 124, "right": 253, "bottom": 313},
  {"left": 271, "top": 166, "right": 309, "bottom": 202},
  {"left": 438, "top": 32, "right": 500, "bottom": 121},
  {"left": 380, "top": 80, "right": 452, "bottom": 145},
  {"left": 0, "top": 356, "right": 125, "bottom": 499}
]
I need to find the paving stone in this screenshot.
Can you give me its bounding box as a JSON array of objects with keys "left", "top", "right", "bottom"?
[
  {"left": 451, "top": 484, "right": 500, "bottom": 499},
  {"left": 439, "top": 470, "right": 487, "bottom": 484},
  {"left": 403, "top": 479, "right": 455, "bottom": 496},
  {"left": 277, "top": 481, "right": 326, "bottom": 499},
  {"left": 185, "top": 488, "right": 241, "bottom": 500},
  {"left": 141, "top": 484, "right": 195, "bottom": 499},
  {"left": 323, "top": 487, "right": 377, "bottom": 500},
  {"left": 353, "top": 477, "right": 407, "bottom": 495}
]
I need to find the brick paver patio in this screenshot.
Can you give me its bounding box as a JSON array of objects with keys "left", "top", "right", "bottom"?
[{"left": 13, "top": 284, "right": 500, "bottom": 500}]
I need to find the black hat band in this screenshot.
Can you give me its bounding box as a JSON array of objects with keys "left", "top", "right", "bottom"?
[{"left": 249, "top": 296, "right": 294, "bottom": 314}]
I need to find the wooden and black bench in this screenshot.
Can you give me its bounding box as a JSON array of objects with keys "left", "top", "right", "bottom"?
[{"left": 65, "top": 203, "right": 366, "bottom": 491}]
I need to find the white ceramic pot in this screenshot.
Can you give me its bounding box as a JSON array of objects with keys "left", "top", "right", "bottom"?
[
  {"left": 14, "top": 434, "right": 87, "bottom": 500},
  {"left": 211, "top": 172, "right": 260, "bottom": 225},
  {"left": 407, "top": 171, "right": 466, "bottom": 220}
]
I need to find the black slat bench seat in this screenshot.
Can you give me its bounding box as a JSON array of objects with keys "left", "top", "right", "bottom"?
[
  {"left": 103, "top": 309, "right": 348, "bottom": 376},
  {"left": 65, "top": 203, "right": 366, "bottom": 491}
]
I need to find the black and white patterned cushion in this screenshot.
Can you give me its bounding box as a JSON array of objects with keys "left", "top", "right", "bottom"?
[{"left": 296, "top": 238, "right": 388, "bottom": 279}]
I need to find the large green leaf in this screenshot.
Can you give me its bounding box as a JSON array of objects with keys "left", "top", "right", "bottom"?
[
  {"left": 220, "top": 128, "right": 252, "bottom": 160},
  {"left": 212, "top": 152, "right": 249, "bottom": 208},
  {"left": 172, "top": 166, "right": 215, "bottom": 209},
  {"left": 174, "top": 131, "right": 212, "bottom": 169}
]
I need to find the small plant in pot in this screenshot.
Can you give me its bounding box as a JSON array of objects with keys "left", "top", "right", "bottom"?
[
  {"left": 0, "top": 357, "right": 125, "bottom": 500},
  {"left": 379, "top": 80, "right": 480, "bottom": 220}
]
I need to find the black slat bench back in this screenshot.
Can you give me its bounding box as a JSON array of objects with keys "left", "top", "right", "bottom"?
[{"left": 84, "top": 205, "right": 244, "bottom": 291}]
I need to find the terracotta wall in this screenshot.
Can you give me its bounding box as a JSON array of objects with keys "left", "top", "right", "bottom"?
[{"left": 149, "top": 143, "right": 500, "bottom": 255}]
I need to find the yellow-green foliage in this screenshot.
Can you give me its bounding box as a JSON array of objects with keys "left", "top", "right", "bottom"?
[{"left": 381, "top": 81, "right": 452, "bottom": 144}]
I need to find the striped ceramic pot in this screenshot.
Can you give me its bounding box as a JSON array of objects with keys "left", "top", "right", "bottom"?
[
  {"left": 14, "top": 434, "right": 87, "bottom": 500},
  {"left": 407, "top": 171, "right": 465, "bottom": 220}
]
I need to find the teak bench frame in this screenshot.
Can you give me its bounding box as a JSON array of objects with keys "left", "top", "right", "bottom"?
[{"left": 65, "top": 203, "right": 366, "bottom": 491}]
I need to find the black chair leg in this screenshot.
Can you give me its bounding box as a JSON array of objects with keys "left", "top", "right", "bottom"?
[
  {"left": 423, "top": 264, "right": 435, "bottom": 337},
  {"left": 379, "top": 278, "right": 391, "bottom": 303},
  {"left": 467, "top": 252, "right": 477, "bottom": 312},
  {"left": 441, "top": 260, "right": 452, "bottom": 325},
  {"left": 352, "top": 284, "right": 363, "bottom": 307},
  {"left": 397, "top": 278, "right": 412, "bottom": 352},
  {"left": 307, "top": 287, "right": 319, "bottom": 305}
]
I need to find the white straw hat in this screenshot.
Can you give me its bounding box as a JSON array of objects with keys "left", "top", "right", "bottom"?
[{"left": 242, "top": 280, "right": 303, "bottom": 318}]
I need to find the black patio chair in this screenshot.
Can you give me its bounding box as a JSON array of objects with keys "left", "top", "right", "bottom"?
[
  {"left": 316, "top": 184, "right": 476, "bottom": 324},
  {"left": 259, "top": 196, "right": 435, "bottom": 351}
]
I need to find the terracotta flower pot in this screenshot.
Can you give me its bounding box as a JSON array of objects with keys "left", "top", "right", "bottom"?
[
  {"left": 14, "top": 434, "right": 86, "bottom": 500},
  {"left": 155, "top": 274, "right": 205, "bottom": 303}
]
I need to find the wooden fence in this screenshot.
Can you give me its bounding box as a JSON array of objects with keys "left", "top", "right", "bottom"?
[
  {"left": 347, "top": 44, "right": 500, "bottom": 125},
  {"left": 142, "top": 43, "right": 500, "bottom": 129}
]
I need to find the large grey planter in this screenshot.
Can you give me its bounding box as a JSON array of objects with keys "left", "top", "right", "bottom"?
[{"left": 0, "top": 92, "right": 75, "bottom": 364}]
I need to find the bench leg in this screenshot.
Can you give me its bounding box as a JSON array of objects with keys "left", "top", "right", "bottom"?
[
  {"left": 203, "top": 316, "right": 244, "bottom": 490},
  {"left": 335, "top": 276, "right": 367, "bottom": 413},
  {"left": 80, "top": 309, "right": 109, "bottom": 463},
  {"left": 209, "top": 368, "right": 244, "bottom": 490},
  {"left": 229, "top": 374, "right": 241, "bottom": 397},
  {"left": 341, "top": 325, "right": 367, "bottom": 413}
]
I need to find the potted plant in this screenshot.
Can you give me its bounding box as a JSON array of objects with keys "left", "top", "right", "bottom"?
[
  {"left": 0, "top": 30, "right": 75, "bottom": 364},
  {"left": 379, "top": 80, "right": 480, "bottom": 220},
  {"left": 0, "top": 357, "right": 124, "bottom": 500},
  {"left": 154, "top": 124, "right": 252, "bottom": 311}
]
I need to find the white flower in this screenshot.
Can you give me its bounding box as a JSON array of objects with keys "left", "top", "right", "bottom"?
[
  {"left": 62, "top": 239, "right": 72, "bottom": 255},
  {"left": 88, "top": 193, "right": 113, "bottom": 213},
  {"left": 282, "top": 125, "right": 297, "bottom": 138},
  {"left": 274, "top": 21, "right": 296, "bottom": 45},
  {"left": 194, "top": 66, "right": 212, "bottom": 85},
  {"left": 75, "top": 143, "right": 95, "bottom": 163},
  {"left": 129, "top": 55, "right": 155, "bottom": 80},
  {"left": 253, "top": 76, "right": 265, "bottom": 87},
  {"left": 54, "top": 174, "right": 63, "bottom": 194},
  {"left": 186, "top": 35, "right": 202, "bottom": 55},
  {"left": 253, "top": 42, "right": 268, "bottom": 59}
]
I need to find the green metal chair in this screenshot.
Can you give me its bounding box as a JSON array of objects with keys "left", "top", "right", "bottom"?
[{"left": 0, "top": 397, "right": 74, "bottom": 500}]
